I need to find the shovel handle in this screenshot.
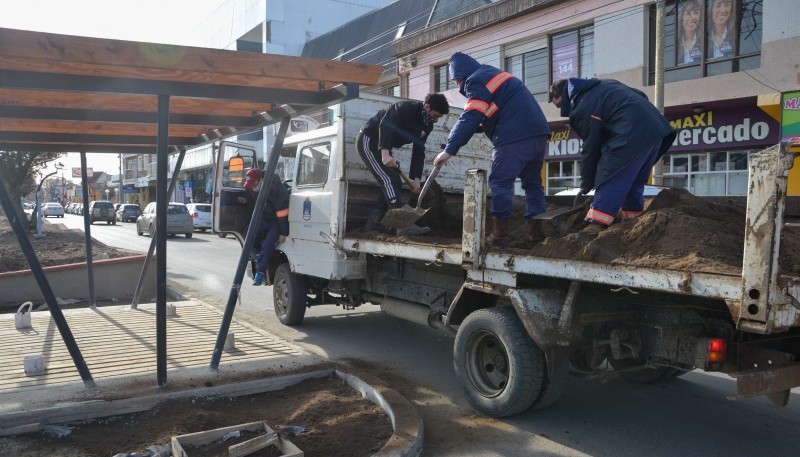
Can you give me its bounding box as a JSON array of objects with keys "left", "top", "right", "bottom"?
[
  {"left": 572, "top": 190, "right": 585, "bottom": 209},
  {"left": 417, "top": 163, "right": 442, "bottom": 205},
  {"left": 395, "top": 166, "right": 416, "bottom": 189}
]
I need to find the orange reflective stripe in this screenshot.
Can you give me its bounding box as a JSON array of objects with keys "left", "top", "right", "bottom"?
[
  {"left": 276, "top": 208, "right": 289, "bottom": 218},
  {"left": 620, "top": 210, "right": 642, "bottom": 220},
  {"left": 586, "top": 208, "right": 614, "bottom": 225},
  {"left": 485, "top": 72, "right": 513, "bottom": 93},
  {"left": 485, "top": 103, "right": 498, "bottom": 118},
  {"left": 464, "top": 99, "right": 488, "bottom": 114}
]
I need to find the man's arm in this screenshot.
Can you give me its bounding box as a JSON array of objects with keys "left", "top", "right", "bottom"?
[{"left": 577, "top": 115, "right": 604, "bottom": 192}]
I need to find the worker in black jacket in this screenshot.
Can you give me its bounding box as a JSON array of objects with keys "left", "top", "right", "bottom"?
[
  {"left": 356, "top": 93, "right": 449, "bottom": 236},
  {"left": 238, "top": 168, "right": 289, "bottom": 286}
]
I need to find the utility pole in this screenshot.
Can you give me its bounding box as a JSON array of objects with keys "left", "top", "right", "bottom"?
[
  {"left": 653, "top": 0, "right": 666, "bottom": 185},
  {"left": 654, "top": 0, "right": 665, "bottom": 112}
]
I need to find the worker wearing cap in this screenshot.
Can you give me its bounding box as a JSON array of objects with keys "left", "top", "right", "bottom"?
[
  {"left": 357, "top": 93, "right": 449, "bottom": 236},
  {"left": 237, "top": 168, "right": 290, "bottom": 286},
  {"left": 433, "top": 52, "right": 550, "bottom": 247},
  {"left": 548, "top": 78, "right": 676, "bottom": 234}
]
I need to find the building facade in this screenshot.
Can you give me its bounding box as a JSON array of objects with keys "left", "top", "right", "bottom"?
[{"left": 391, "top": 0, "right": 799, "bottom": 196}]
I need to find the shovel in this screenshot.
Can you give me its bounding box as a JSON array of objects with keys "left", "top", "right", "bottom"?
[
  {"left": 534, "top": 190, "right": 586, "bottom": 220},
  {"left": 382, "top": 163, "right": 442, "bottom": 229}
]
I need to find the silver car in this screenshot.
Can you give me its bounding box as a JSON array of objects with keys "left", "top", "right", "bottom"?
[
  {"left": 42, "top": 202, "right": 65, "bottom": 218},
  {"left": 136, "top": 202, "right": 194, "bottom": 238},
  {"left": 185, "top": 203, "right": 212, "bottom": 232}
]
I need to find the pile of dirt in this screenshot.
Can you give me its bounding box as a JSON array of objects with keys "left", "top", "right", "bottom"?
[
  {"left": 0, "top": 376, "right": 393, "bottom": 456},
  {"left": 0, "top": 215, "right": 139, "bottom": 274},
  {"left": 363, "top": 187, "right": 800, "bottom": 276}
]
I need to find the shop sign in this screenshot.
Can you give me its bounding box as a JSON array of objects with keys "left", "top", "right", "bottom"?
[
  {"left": 781, "top": 90, "right": 800, "bottom": 148},
  {"left": 668, "top": 106, "right": 778, "bottom": 152},
  {"left": 546, "top": 104, "right": 779, "bottom": 160}
]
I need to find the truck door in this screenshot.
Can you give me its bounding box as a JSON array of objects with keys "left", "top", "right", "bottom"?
[{"left": 212, "top": 141, "right": 259, "bottom": 244}]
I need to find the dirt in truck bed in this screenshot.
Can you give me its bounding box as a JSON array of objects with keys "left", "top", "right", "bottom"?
[{"left": 355, "top": 185, "right": 800, "bottom": 277}]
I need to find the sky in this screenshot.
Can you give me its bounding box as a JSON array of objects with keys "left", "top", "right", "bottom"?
[{"left": 2, "top": 0, "right": 225, "bottom": 181}]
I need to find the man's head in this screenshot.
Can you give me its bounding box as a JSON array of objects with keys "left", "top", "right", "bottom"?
[
  {"left": 448, "top": 52, "right": 481, "bottom": 94},
  {"left": 549, "top": 79, "right": 568, "bottom": 108},
  {"left": 243, "top": 168, "right": 264, "bottom": 190},
  {"left": 424, "top": 93, "right": 449, "bottom": 121}
]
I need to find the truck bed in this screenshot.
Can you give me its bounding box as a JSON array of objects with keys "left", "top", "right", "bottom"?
[{"left": 342, "top": 186, "right": 800, "bottom": 303}]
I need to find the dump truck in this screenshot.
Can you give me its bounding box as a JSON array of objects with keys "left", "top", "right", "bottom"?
[{"left": 212, "top": 93, "right": 800, "bottom": 417}]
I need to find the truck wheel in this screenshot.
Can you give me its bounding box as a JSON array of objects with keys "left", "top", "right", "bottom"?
[
  {"left": 608, "top": 358, "right": 675, "bottom": 383},
  {"left": 530, "top": 357, "right": 570, "bottom": 410},
  {"left": 454, "top": 306, "right": 544, "bottom": 417},
  {"left": 273, "top": 263, "right": 307, "bottom": 326}
]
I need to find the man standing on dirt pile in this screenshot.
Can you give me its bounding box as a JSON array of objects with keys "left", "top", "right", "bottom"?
[
  {"left": 433, "top": 52, "right": 550, "bottom": 247},
  {"left": 549, "top": 78, "right": 676, "bottom": 234},
  {"left": 237, "top": 168, "right": 289, "bottom": 286},
  {"left": 357, "top": 93, "right": 450, "bottom": 236}
]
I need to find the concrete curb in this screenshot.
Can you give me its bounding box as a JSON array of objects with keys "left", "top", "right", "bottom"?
[{"left": 0, "top": 368, "right": 423, "bottom": 456}]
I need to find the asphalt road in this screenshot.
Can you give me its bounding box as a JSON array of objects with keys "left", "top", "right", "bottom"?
[{"left": 53, "top": 214, "right": 800, "bottom": 456}]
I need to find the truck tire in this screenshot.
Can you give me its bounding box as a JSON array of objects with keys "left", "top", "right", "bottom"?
[
  {"left": 530, "top": 357, "right": 570, "bottom": 410},
  {"left": 273, "top": 263, "right": 307, "bottom": 326},
  {"left": 454, "top": 306, "right": 545, "bottom": 417}
]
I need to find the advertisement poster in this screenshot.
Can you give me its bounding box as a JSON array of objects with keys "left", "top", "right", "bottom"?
[
  {"left": 551, "top": 33, "right": 578, "bottom": 81},
  {"left": 781, "top": 90, "right": 800, "bottom": 147}
]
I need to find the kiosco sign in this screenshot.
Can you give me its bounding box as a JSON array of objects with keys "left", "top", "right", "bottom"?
[{"left": 546, "top": 104, "right": 779, "bottom": 159}]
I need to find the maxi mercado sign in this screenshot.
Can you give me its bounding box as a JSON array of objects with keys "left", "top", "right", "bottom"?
[{"left": 546, "top": 105, "right": 779, "bottom": 160}]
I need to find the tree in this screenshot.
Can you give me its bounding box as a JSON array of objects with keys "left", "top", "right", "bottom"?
[{"left": 0, "top": 151, "right": 64, "bottom": 228}]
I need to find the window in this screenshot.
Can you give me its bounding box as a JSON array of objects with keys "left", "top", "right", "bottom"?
[
  {"left": 550, "top": 26, "right": 594, "bottom": 82},
  {"left": 657, "top": 150, "right": 750, "bottom": 195},
  {"left": 434, "top": 64, "right": 457, "bottom": 92},
  {"left": 505, "top": 48, "right": 548, "bottom": 102},
  {"left": 381, "top": 85, "right": 401, "bottom": 97},
  {"left": 650, "top": 0, "right": 762, "bottom": 84},
  {"left": 545, "top": 160, "right": 581, "bottom": 195},
  {"left": 296, "top": 143, "right": 331, "bottom": 187}
]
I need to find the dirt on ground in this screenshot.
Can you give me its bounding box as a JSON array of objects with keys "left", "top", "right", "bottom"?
[
  {"left": 0, "top": 213, "right": 140, "bottom": 274},
  {"left": 0, "top": 376, "right": 393, "bottom": 457}
]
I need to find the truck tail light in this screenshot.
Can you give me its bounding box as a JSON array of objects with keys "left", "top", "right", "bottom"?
[
  {"left": 695, "top": 337, "right": 727, "bottom": 371},
  {"left": 191, "top": 212, "right": 198, "bottom": 218}
]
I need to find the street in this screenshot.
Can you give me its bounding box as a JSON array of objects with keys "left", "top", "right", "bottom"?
[{"left": 53, "top": 214, "right": 800, "bottom": 456}]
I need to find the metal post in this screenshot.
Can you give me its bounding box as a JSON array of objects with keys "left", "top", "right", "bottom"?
[
  {"left": 654, "top": 0, "right": 665, "bottom": 113},
  {"left": 210, "top": 116, "right": 291, "bottom": 371},
  {"left": 79, "top": 153, "right": 96, "bottom": 308},
  {"left": 156, "top": 94, "right": 169, "bottom": 387}
]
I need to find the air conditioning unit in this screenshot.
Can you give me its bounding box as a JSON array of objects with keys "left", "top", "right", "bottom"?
[{"left": 397, "top": 55, "right": 417, "bottom": 73}]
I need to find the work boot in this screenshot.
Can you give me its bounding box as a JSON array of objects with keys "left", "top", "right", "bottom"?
[
  {"left": 527, "top": 219, "right": 545, "bottom": 243},
  {"left": 486, "top": 216, "right": 510, "bottom": 248},
  {"left": 364, "top": 209, "right": 386, "bottom": 232},
  {"left": 396, "top": 224, "right": 431, "bottom": 236}
]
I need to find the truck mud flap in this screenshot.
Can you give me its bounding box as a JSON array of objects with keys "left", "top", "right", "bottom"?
[{"left": 730, "top": 362, "right": 800, "bottom": 407}]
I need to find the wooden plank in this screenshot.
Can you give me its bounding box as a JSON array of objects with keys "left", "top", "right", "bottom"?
[
  {"left": 228, "top": 430, "right": 278, "bottom": 457},
  {"left": 0, "top": 28, "right": 383, "bottom": 86},
  {"left": 0, "top": 119, "right": 213, "bottom": 137},
  {"left": 0, "top": 88, "right": 271, "bottom": 116}
]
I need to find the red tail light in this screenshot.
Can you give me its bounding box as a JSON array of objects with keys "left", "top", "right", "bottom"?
[{"left": 695, "top": 337, "right": 727, "bottom": 371}]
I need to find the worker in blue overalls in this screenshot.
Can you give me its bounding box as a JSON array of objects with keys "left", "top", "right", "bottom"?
[
  {"left": 434, "top": 52, "right": 550, "bottom": 247},
  {"left": 549, "top": 78, "right": 676, "bottom": 234}
]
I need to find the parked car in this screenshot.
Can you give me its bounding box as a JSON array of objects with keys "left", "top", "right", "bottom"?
[
  {"left": 41, "top": 202, "right": 64, "bottom": 218},
  {"left": 87, "top": 200, "right": 116, "bottom": 225},
  {"left": 116, "top": 204, "right": 141, "bottom": 222},
  {"left": 136, "top": 202, "right": 194, "bottom": 238},
  {"left": 186, "top": 203, "right": 212, "bottom": 232},
  {"left": 75, "top": 203, "right": 84, "bottom": 215},
  {"left": 554, "top": 185, "right": 666, "bottom": 197}
]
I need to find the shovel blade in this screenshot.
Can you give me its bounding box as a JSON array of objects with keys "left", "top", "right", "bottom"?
[
  {"left": 381, "top": 205, "right": 430, "bottom": 229},
  {"left": 533, "top": 206, "right": 577, "bottom": 220}
]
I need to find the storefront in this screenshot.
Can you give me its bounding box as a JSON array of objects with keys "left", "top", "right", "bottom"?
[{"left": 544, "top": 97, "right": 783, "bottom": 196}]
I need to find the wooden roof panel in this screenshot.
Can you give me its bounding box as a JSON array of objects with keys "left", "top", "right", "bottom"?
[{"left": 0, "top": 27, "right": 383, "bottom": 154}]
